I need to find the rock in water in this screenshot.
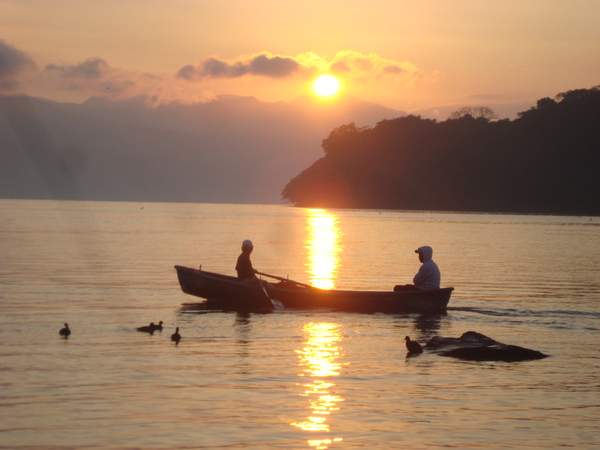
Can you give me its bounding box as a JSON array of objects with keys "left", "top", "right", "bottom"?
[
  {"left": 440, "top": 344, "right": 548, "bottom": 362},
  {"left": 425, "top": 331, "right": 548, "bottom": 362}
]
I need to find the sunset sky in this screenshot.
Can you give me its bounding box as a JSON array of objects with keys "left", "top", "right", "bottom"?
[{"left": 1, "top": 0, "right": 598, "bottom": 112}]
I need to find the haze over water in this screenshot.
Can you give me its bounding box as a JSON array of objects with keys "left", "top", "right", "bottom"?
[{"left": 1, "top": 200, "right": 598, "bottom": 449}]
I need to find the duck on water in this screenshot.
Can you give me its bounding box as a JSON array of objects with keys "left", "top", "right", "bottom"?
[
  {"left": 59, "top": 323, "right": 71, "bottom": 338},
  {"left": 136, "top": 321, "right": 163, "bottom": 333},
  {"left": 171, "top": 327, "right": 181, "bottom": 344},
  {"left": 404, "top": 336, "right": 423, "bottom": 354}
]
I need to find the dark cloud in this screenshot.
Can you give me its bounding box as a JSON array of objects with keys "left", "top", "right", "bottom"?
[
  {"left": 177, "top": 53, "right": 301, "bottom": 81},
  {"left": 45, "top": 57, "right": 110, "bottom": 79},
  {"left": 203, "top": 57, "right": 243, "bottom": 78},
  {"left": 0, "top": 39, "right": 37, "bottom": 90},
  {"left": 40, "top": 57, "right": 143, "bottom": 98},
  {"left": 248, "top": 54, "right": 300, "bottom": 78},
  {"left": 177, "top": 64, "right": 196, "bottom": 80},
  {"left": 382, "top": 65, "right": 403, "bottom": 75}
]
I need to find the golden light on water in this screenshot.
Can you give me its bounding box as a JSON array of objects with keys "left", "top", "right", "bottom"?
[
  {"left": 291, "top": 322, "right": 344, "bottom": 448},
  {"left": 305, "top": 209, "right": 342, "bottom": 289},
  {"left": 307, "top": 438, "right": 344, "bottom": 449}
]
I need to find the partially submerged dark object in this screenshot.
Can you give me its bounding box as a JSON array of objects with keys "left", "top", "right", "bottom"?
[
  {"left": 425, "top": 331, "right": 549, "bottom": 362},
  {"left": 174, "top": 265, "right": 453, "bottom": 314}
]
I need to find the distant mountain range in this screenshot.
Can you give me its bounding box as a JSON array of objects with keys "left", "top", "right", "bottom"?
[
  {"left": 1, "top": 93, "right": 411, "bottom": 204},
  {"left": 0, "top": 92, "right": 536, "bottom": 205}
]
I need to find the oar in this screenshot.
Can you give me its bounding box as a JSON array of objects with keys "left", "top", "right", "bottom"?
[
  {"left": 256, "top": 271, "right": 314, "bottom": 289},
  {"left": 259, "top": 283, "right": 283, "bottom": 310}
]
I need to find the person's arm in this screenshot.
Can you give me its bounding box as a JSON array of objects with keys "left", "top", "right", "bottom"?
[{"left": 413, "top": 264, "right": 430, "bottom": 286}]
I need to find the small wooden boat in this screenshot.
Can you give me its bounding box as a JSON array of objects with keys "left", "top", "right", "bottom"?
[{"left": 174, "top": 265, "right": 453, "bottom": 313}]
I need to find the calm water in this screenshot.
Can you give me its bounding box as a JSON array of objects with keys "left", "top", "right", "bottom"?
[{"left": 1, "top": 200, "right": 599, "bottom": 449}]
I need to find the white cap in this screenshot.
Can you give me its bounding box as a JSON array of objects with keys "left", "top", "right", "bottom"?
[{"left": 242, "top": 239, "right": 253, "bottom": 248}]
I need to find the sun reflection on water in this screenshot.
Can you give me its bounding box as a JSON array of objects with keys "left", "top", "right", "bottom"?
[
  {"left": 305, "top": 209, "right": 342, "bottom": 289},
  {"left": 291, "top": 322, "right": 344, "bottom": 448}
]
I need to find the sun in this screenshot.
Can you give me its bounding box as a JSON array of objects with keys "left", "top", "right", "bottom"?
[{"left": 313, "top": 74, "right": 340, "bottom": 97}]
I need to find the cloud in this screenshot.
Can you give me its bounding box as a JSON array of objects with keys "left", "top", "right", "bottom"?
[
  {"left": 41, "top": 57, "right": 131, "bottom": 94},
  {"left": 0, "top": 39, "right": 37, "bottom": 91},
  {"left": 329, "top": 51, "right": 420, "bottom": 85},
  {"left": 18, "top": 47, "right": 427, "bottom": 106},
  {"left": 45, "top": 57, "right": 110, "bottom": 80},
  {"left": 37, "top": 56, "right": 150, "bottom": 101},
  {"left": 36, "top": 56, "right": 216, "bottom": 107},
  {"left": 177, "top": 50, "right": 422, "bottom": 88},
  {"left": 177, "top": 52, "right": 304, "bottom": 80}
]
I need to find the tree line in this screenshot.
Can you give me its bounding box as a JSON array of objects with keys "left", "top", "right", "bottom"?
[{"left": 281, "top": 86, "right": 600, "bottom": 215}]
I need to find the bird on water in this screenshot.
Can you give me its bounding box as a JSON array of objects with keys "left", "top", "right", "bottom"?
[
  {"left": 404, "top": 336, "right": 423, "bottom": 354},
  {"left": 59, "top": 323, "right": 71, "bottom": 338},
  {"left": 137, "top": 322, "right": 157, "bottom": 333},
  {"left": 154, "top": 321, "right": 164, "bottom": 331},
  {"left": 171, "top": 327, "right": 181, "bottom": 344}
]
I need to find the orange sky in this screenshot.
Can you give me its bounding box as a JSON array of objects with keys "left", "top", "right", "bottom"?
[{"left": 1, "top": 0, "right": 598, "bottom": 112}]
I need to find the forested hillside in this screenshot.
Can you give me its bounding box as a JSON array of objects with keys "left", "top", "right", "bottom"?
[{"left": 282, "top": 87, "right": 600, "bottom": 215}]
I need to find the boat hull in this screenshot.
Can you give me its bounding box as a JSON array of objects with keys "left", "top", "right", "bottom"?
[
  {"left": 175, "top": 265, "right": 273, "bottom": 310},
  {"left": 175, "top": 265, "right": 453, "bottom": 313}
]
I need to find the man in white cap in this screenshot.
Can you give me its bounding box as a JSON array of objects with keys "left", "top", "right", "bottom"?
[
  {"left": 394, "top": 245, "right": 441, "bottom": 291},
  {"left": 236, "top": 239, "right": 258, "bottom": 281},
  {"left": 412, "top": 246, "right": 441, "bottom": 290}
]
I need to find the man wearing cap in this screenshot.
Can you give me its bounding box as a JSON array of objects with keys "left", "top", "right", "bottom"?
[
  {"left": 412, "top": 246, "right": 441, "bottom": 289},
  {"left": 236, "top": 239, "right": 258, "bottom": 281},
  {"left": 394, "top": 245, "right": 441, "bottom": 291}
]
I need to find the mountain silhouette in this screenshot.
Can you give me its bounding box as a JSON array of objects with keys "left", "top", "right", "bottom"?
[
  {"left": 282, "top": 87, "right": 600, "bottom": 215},
  {"left": 0, "top": 93, "right": 405, "bottom": 204}
]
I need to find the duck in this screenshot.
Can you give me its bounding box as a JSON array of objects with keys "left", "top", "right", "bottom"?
[
  {"left": 404, "top": 336, "right": 423, "bottom": 354},
  {"left": 59, "top": 323, "right": 71, "bottom": 338},
  {"left": 171, "top": 327, "right": 181, "bottom": 344},
  {"left": 136, "top": 322, "right": 157, "bottom": 333},
  {"left": 154, "top": 321, "right": 164, "bottom": 331}
]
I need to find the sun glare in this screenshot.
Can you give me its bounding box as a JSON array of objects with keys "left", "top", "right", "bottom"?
[{"left": 313, "top": 74, "right": 340, "bottom": 97}]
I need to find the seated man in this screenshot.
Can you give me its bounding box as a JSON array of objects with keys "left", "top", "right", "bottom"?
[
  {"left": 394, "top": 246, "right": 441, "bottom": 291},
  {"left": 236, "top": 239, "right": 258, "bottom": 281}
]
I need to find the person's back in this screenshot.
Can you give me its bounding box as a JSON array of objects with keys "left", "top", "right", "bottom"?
[{"left": 413, "top": 246, "right": 441, "bottom": 290}]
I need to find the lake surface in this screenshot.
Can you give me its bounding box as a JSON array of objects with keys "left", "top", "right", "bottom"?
[{"left": 1, "top": 200, "right": 599, "bottom": 449}]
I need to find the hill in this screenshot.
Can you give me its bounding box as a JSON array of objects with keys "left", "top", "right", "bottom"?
[{"left": 282, "top": 87, "right": 600, "bottom": 215}]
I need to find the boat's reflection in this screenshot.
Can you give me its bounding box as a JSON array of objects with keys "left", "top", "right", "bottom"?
[
  {"left": 291, "top": 322, "right": 344, "bottom": 449},
  {"left": 305, "top": 209, "right": 342, "bottom": 290}
]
